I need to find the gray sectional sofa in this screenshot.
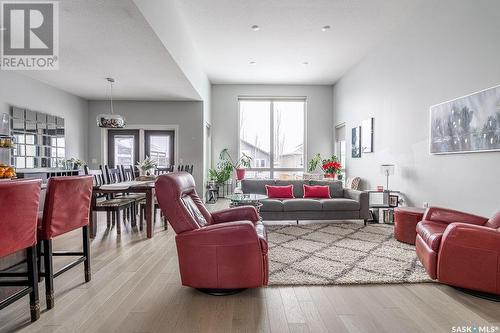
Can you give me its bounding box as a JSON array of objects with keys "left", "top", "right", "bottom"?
[{"left": 241, "top": 179, "right": 369, "bottom": 224}]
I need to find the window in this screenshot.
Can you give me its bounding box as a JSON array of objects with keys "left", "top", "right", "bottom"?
[
  {"left": 114, "top": 135, "right": 135, "bottom": 166},
  {"left": 145, "top": 130, "right": 175, "bottom": 167},
  {"left": 239, "top": 98, "right": 305, "bottom": 179},
  {"left": 335, "top": 123, "right": 346, "bottom": 180}
]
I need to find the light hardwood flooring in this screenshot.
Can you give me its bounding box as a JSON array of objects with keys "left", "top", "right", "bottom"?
[{"left": 1, "top": 200, "right": 499, "bottom": 333}]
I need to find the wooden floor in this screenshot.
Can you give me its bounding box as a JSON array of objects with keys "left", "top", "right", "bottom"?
[{"left": 1, "top": 201, "right": 500, "bottom": 333}]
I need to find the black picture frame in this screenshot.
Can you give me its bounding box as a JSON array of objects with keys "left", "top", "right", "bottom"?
[{"left": 389, "top": 195, "right": 399, "bottom": 207}]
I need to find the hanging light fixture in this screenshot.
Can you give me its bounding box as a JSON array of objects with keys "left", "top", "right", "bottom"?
[{"left": 96, "top": 77, "right": 126, "bottom": 128}]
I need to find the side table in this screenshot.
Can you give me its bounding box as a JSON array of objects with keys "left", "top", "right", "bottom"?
[
  {"left": 225, "top": 194, "right": 268, "bottom": 220},
  {"left": 394, "top": 207, "right": 426, "bottom": 245}
]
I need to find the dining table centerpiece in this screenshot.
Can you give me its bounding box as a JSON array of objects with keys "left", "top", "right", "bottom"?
[
  {"left": 321, "top": 155, "right": 342, "bottom": 179},
  {"left": 136, "top": 156, "right": 157, "bottom": 180}
]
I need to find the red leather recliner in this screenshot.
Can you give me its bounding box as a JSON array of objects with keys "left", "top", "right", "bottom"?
[
  {"left": 416, "top": 207, "right": 500, "bottom": 295},
  {"left": 155, "top": 172, "right": 268, "bottom": 291}
]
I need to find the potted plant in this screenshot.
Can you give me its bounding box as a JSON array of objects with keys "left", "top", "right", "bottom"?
[
  {"left": 136, "top": 156, "right": 157, "bottom": 177},
  {"left": 304, "top": 153, "right": 323, "bottom": 180},
  {"left": 321, "top": 155, "right": 342, "bottom": 179},
  {"left": 219, "top": 148, "right": 252, "bottom": 180},
  {"left": 62, "top": 157, "right": 86, "bottom": 170}
]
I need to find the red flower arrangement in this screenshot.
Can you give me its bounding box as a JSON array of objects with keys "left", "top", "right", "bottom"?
[{"left": 321, "top": 156, "right": 342, "bottom": 177}]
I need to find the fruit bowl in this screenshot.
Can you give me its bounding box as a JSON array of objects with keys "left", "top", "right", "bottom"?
[{"left": 0, "top": 164, "right": 16, "bottom": 179}]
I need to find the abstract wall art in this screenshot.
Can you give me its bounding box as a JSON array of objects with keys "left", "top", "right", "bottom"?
[
  {"left": 430, "top": 85, "right": 500, "bottom": 154},
  {"left": 352, "top": 126, "right": 361, "bottom": 158}
]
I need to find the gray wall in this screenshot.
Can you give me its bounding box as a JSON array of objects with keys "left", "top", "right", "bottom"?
[
  {"left": 211, "top": 84, "right": 334, "bottom": 174},
  {"left": 0, "top": 71, "right": 88, "bottom": 163},
  {"left": 87, "top": 100, "right": 205, "bottom": 194},
  {"left": 333, "top": 0, "right": 500, "bottom": 216}
]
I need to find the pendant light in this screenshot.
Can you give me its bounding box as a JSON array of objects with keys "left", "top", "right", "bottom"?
[{"left": 96, "top": 77, "right": 126, "bottom": 128}]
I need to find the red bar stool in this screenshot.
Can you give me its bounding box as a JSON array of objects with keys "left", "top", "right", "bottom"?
[
  {"left": 37, "top": 176, "right": 93, "bottom": 309},
  {"left": 0, "top": 179, "right": 42, "bottom": 322}
]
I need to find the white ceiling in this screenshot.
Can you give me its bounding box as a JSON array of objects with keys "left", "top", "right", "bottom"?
[
  {"left": 19, "top": 0, "right": 201, "bottom": 100},
  {"left": 176, "top": 0, "right": 424, "bottom": 84}
]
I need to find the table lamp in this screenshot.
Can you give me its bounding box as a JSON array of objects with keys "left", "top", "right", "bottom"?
[{"left": 380, "top": 164, "right": 395, "bottom": 191}]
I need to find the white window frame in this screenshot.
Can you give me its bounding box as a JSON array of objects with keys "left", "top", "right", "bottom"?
[{"left": 238, "top": 97, "right": 307, "bottom": 179}]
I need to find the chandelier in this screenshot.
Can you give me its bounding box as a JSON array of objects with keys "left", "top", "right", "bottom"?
[{"left": 96, "top": 78, "right": 126, "bottom": 128}]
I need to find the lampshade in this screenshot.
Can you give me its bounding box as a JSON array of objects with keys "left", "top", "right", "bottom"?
[
  {"left": 96, "top": 78, "right": 126, "bottom": 129},
  {"left": 380, "top": 164, "right": 395, "bottom": 176}
]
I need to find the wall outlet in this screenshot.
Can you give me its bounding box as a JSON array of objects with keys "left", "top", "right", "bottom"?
[
  {"left": 179, "top": 158, "right": 183, "bottom": 164},
  {"left": 423, "top": 202, "right": 429, "bottom": 208},
  {"left": 91, "top": 158, "right": 97, "bottom": 164}
]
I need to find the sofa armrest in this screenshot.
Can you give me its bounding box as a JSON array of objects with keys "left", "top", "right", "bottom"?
[
  {"left": 344, "top": 189, "right": 369, "bottom": 220},
  {"left": 211, "top": 206, "right": 259, "bottom": 224},
  {"left": 441, "top": 223, "right": 500, "bottom": 250},
  {"left": 423, "top": 207, "right": 488, "bottom": 226}
]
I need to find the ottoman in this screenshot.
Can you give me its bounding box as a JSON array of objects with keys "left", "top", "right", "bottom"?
[{"left": 394, "top": 207, "right": 426, "bottom": 245}]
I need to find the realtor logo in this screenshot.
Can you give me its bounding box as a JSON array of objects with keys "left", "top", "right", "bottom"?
[{"left": 1, "top": 1, "right": 59, "bottom": 70}]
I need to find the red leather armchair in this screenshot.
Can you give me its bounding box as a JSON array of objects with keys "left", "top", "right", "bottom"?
[
  {"left": 155, "top": 172, "right": 268, "bottom": 291},
  {"left": 416, "top": 207, "right": 500, "bottom": 295}
]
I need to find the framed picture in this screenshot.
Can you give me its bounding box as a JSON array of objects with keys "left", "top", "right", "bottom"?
[
  {"left": 389, "top": 195, "right": 399, "bottom": 207},
  {"left": 430, "top": 84, "right": 500, "bottom": 154},
  {"left": 361, "top": 118, "right": 373, "bottom": 153},
  {"left": 351, "top": 126, "right": 361, "bottom": 158}
]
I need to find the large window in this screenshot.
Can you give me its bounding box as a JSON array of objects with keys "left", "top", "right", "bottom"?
[{"left": 239, "top": 98, "right": 305, "bottom": 179}]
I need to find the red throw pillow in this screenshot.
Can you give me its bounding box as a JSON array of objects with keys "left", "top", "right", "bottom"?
[
  {"left": 303, "top": 185, "right": 330, "bottom": 198},
  {"left": 265, "top": 185, "right": 294, "bottom": 199}
]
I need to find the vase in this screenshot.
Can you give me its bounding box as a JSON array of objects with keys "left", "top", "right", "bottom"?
[
  {"left": 236, "top": 168, "right": 246, "bottom": 180},
  {"left": 324, "top": 173, "right": 336, "bottom": 179}
]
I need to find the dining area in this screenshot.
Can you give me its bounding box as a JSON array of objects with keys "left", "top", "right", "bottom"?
[{"left": 0, "top": 163, "right": 193, "bottom": 327}]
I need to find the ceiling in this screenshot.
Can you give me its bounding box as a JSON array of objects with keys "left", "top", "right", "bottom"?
[
  {"left": 19, "top": 0, "right": 201, "bottom": 100},
  {"left": 176, "top": 0, "right": 424, "bottom": 84}
]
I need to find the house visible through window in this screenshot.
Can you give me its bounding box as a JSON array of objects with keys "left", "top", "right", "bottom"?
[{"left": 239, "top": 98, "right": 305, "bottom": 179}]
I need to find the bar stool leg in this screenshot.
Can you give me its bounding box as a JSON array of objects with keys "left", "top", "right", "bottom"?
[
  {"left": 83, "top": 226, "right": 91, "bottom": 282},
  {"left": 26, "top": 245, "right": 40, "bottom": 321},
  {"left": 106, "top": 211, "right": 111, "bottom": 228},
  {"left": 43, "top": 239, "right": 55, "bottom": 309}
]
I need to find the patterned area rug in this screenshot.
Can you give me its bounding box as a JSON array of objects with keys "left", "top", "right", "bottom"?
[{"left": 267, "top": 222, "right": 433, "bottom": 285}]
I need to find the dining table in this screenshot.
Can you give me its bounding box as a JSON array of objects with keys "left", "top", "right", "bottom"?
[{"left": 90, "top": 180, "right": 156, "bottom": 239}]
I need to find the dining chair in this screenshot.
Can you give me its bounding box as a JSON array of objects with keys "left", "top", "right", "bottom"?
[
  {"left": 120, "top": 165, "right": 137, "bottom": 181},
  {"left": 177, "top": 165, "right": 194, "bottom": 174},
  {"left": 0, "top": 179, "right": 42, "bottom": 322},
  {"left": 154, "top": 166, "right": 171, "bottom": 175},
  {"left": 84, "top": 165, "right": 135, "bottom": 234},
  {"left": 37, "top": 176, "right": 93, "bottom": 309}
]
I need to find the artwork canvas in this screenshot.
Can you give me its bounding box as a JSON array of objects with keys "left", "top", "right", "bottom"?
[
  {"left": 361, "top": 118, "right": 373, "bottom": 153},
  {"left": 430, "top": 85, "right": 500, "bottom": 154},
  {"left": 352, "top": 126, "right": 361, "bottom": 158}
]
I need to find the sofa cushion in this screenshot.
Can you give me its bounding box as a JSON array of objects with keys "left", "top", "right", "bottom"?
[
  {"left": 416, "top": 220, "right": 447, "bottom": 251},
  {"left": 241, "top": 179, "right": 275, "bottom": 195},
  {"left": 321, "top": 198, "right": 360, "bottom": 211},
  {"left": 260, "top": 199, "right": 284, "bottom": 212},
  {"left": 310, "top": 180, "right": 343, "bottom": 198},
  {"left": 275, "top": 180, "right": 307, "bottom": 198},
  {"left": 266, "top": 185, "right": 294, "bottom": 199},
  {"left": 303, "top": 185, "right": 330, "bottom": 198},
  {"left": 283, "top": 199, "right": 322, "bottom": 211}
]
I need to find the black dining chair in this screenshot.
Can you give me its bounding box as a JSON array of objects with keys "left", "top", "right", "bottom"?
[
  {"left": 84, "top": 165, "right": 135, "bottom": 234},
  {"left": 177, "top": 164, "right": 193, "bottom": 174}
]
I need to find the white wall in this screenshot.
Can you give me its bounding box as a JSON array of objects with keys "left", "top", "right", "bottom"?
[
  {"left": 87, "top": 100, "right": 205, "bottom": 194},
  {"left": 333, "top": 0, "right": 500, "bottom": 216},
  {"left": 211, "top": 84, "right": 334, "bottom": 172},
  {"left": 0, "top": 71, "right": 88, "bottom": 163}
]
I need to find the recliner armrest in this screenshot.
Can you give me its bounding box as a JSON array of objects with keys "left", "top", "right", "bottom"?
[
  {"left": 211, "top": 206, "right": 259, "bottom": 224},
  {"left": 423, "top": 207, "right": 488, "bottom": 226},
  {"left": 441, "top": 223, "right": 500, "bottom": 250},
  {"left": 176, "top": 220, "right": 261, "bottom": 247}
]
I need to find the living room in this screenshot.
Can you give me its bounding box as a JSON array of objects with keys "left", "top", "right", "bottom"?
[{"left": 1, "top": 0, "right": 499, "bottom": 332}]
